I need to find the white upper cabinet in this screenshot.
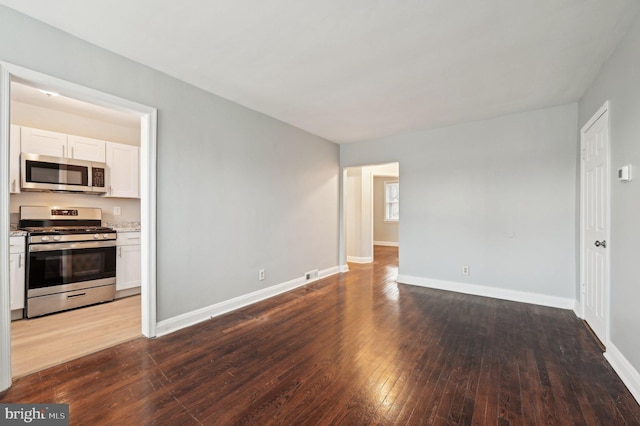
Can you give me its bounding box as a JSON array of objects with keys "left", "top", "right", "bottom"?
[
  {"left": 20, "top": 127, "right": 67, "bottom": 157},
  {"left": 9, "top": 124, "right": 21, "bottom": 194},
  {"left": 21, "top": 127, "right": 106, "bottom": 162},
  {"left": 13, "top": 126, "right": 139, "bottom": 197},
  {"left": 67, "top": 135, "right": 106, "bottom": 162},
  {"left": 105, "top": 142, "right": 139, "bottom": 198}
]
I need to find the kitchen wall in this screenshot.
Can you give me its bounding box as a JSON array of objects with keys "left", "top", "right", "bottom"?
[
  {"left": 11, "top": 100, "right": 140, "bottom": 145},
  {"left": 10, "top": 100, "right": 141, "bottom": 226},
  {"left": 579, "top": 12, "right": 640, "bottom": 382},
  {"left": 373, "top": 176, "right": 398, "bottom": 245},
  {"left": 0, "top": 6, "right": 340, "bottom": 321},
  {"left": 341, "top": 103, "right": 578, "bottom": 305},
  {"left": 10, "top": 192, "right": 140, "bottom": 225}
]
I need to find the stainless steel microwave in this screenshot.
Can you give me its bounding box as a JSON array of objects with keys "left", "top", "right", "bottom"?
[{"left": 21, "top": 153, "right": 108, "bottom": 194}]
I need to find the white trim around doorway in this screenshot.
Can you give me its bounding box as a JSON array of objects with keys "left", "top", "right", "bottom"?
[{"left": 0, "top": 62, "right": 158, "bottom": 391}]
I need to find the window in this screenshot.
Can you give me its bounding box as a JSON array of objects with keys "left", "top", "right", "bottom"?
[{"left": 384, "top": 181, "right": 399, "bottom": 222}]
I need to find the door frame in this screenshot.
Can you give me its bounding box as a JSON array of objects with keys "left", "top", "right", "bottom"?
[
  {"left": 579, "top": 100, "right": 611, "bottom": 343},
  {"left": 0, "top": 62, "right": 158, "bottom": 391}
]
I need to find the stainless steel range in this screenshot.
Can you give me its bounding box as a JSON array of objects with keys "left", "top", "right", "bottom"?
[{"left": 19, "top": 206, "right": 117, "bottom": 318}]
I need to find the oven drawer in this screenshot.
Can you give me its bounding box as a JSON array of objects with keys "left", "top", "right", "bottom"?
[{"left": 26, "top": 283, "right": 115, "bottom": 318}]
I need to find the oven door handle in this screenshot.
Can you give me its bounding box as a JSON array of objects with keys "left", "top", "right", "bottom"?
[{"left": 28, "top": 240, "right": 117, "bottom": 252}]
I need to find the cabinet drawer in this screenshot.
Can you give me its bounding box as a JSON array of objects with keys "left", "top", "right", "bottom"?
[
  {"left": 116, "top": 232, "right": 141, "bottom": 246},
  {"left": 9, "top": 236, "right": 25, "bottom": 254}
]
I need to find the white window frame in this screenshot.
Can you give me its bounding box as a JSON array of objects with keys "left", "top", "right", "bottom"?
[{"left": 384, "top": 181, "right": 399, "bottom": 222}]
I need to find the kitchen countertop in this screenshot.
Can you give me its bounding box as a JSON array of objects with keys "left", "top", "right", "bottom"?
[
  {"left": 105, "top": 222, "right": 141, "bottom": 232},
  {"left": 9, "top": 223, "right": 140, "bottom": 236}
]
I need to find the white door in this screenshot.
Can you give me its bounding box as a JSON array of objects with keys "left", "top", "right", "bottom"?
[{"left": 581, "top": 104, "right": 610, "bottom": 344}]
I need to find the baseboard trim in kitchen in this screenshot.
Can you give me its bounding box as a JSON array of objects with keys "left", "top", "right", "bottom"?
[
  {"left": 155, "top": 265, "right": 343, "bottom": 337},
  {"left": 347, "top": 256, "right": 373, "bottom": 263},
  {"left": 396, "top": 274, "right": 575, "bottom": 310}
]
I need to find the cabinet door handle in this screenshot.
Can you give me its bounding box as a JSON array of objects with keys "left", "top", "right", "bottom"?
[
  {"left": 63, "top": 145, "right": 66, "bottom": 157},
  {"left": 118, "top": 247, "right": 122, "bottom": 258},
  {"left": 71, "top": 146, "right": 74, "bottom": 158},
  {"left": 18, "top": 254, "right": 23, "bottom": 268},
  {"left": 11, "top": 179, "right": 15, "bottom": 192}
]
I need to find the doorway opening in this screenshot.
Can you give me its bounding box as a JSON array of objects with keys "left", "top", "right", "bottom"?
[
  {"left": 0, "top": 62, "right": 157, "bottom": 389},
  {"left": 343, "top": 163, "right": 399, "bottom": 264}
]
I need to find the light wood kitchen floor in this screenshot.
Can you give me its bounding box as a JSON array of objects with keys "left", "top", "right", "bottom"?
[{"left": 11, "top": 295, "right": 141, "bottom": 378}]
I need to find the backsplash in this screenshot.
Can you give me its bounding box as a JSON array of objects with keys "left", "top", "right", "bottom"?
[{"left": 10, "top": 192, "right": 140, "bottom": 227}]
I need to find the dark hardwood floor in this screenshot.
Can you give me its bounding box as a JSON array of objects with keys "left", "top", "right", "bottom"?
[{"left": 2, "top": 246, "right": 639, "bottom": 425}]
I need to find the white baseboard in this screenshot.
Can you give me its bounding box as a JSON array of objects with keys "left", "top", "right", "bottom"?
[
  {"left": 347, "top": 256, "right": 372, "bottom": 263},
  {"left": 339, "top": 264, "right": 349, "bottom": 273},
  {"left": 319, "top": 266, "right": 341, "bottom": 279},
  {"left": 604, "top": 342, "right": 640, "bottom": 405},
  {"left": 374, "top": 241, "right": 399, "bottom": 247},
  {"left": 156, "top": 265, "right": 343, "bottom": 337},
  {"left": 573, "top": 299, "right": 582, "bottom": 319},
  {"left": 396, "top": 274, "right": 575, "bottom": 310}
]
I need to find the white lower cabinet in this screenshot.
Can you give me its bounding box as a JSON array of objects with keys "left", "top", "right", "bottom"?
[
  {"left": 116, "top": 232, "right": 141, "bottom": 291},
  {"left": 9, "top": 236, "right": 25, "bottom": 311}
]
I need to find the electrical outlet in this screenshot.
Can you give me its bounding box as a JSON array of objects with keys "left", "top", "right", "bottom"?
[
  {"left": 462, "top": 265, "right": 470, "bottom": 275},
  {"left": 113, "top": 206, "right": 121, "bottom": 216},
  {"left": 259, "top": 269, "right": 265, "bottom": 281},
  {"left": 304, "top": 269, "right": 319, "bottom": 280}
]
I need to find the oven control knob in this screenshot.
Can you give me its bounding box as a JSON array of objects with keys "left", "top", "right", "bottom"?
[
  {"left": 94, "top": 234, "right": 100, "bottom": 239},
  {"left": 53, "top": 235, "right": 61, "bottom": 241},
  {"left": 42, "top": 236, "right": 50, "bottom": 241},
  {"left": 103, "top": 234, "right": 110, "bottom": 239}
]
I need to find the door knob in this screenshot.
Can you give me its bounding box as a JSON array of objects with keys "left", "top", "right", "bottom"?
[{"left": 594, "top": 240, "right": 607, "bottom": 248}]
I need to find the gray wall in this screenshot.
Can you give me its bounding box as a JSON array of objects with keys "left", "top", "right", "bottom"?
[
  {"left": 0, "top": 6, "right": 340, "bottom": 321},
  {"left": 341, "top": 103, "right": 578, "bottom": 299},
  {"left": 579, "top": 14, "right": 640, "bottom": 373},
  {"left": 373, "top": 176, "right": 399, "bottom": 244}
]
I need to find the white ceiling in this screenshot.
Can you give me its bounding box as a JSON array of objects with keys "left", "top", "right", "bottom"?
[{"left": 1, "top": 1, "right": 638, "bottom": 143}]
